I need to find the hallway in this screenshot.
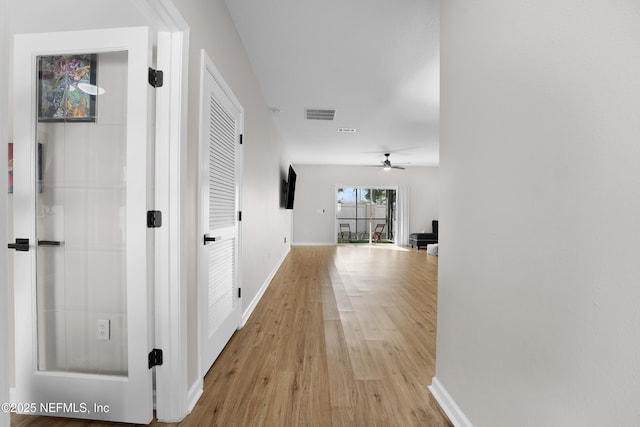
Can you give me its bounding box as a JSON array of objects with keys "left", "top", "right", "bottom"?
[{"left": 13, "top": 245, "right": 450, "bottom": 426}]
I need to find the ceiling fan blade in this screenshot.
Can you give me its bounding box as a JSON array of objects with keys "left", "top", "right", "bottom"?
[{"left": 392, "top": 165, "right": 405, "bottom": 170}]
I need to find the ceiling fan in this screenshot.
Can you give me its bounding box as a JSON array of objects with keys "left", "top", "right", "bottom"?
[{"left": 380, "top": 153, "right": 406, "bottom": 170}]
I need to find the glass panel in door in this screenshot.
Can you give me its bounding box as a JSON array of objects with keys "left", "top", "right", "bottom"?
[
  {"left": 35, "top": 51, "right": 128, "bottom": 375},
  {"left": 337, "top": 187, "right": 357, "bottom": 241},
  {"left": 337, "top": 187, "right": 397, "bottom": 243}
]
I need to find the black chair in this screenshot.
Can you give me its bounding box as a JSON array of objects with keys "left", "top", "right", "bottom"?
[{"left": 409, "top": 220, "right": 438, "bottom": 250}]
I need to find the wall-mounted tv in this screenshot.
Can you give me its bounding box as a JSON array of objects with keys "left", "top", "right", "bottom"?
[{"left": 284, "top": 165, "right": 297, "bottom": 209}]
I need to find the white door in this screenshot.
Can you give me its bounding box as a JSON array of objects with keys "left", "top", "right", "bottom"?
[
  {"left": 198, "top": 51, "right": 243, "bottom": 376},
  {"left": 12, "top": 27, "right": 155, "bottom": 424}
]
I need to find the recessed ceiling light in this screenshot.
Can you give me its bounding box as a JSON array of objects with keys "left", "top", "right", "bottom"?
[{"left": 337, "top": 128, "right": 357, "bottom": 133}]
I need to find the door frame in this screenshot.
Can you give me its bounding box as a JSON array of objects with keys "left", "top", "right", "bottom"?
[
  {"left": 135, "top": 0, "right": 192, "bottom": 422},
  {"left": 1, "top": 0, "right": 10, "bottom": 426}
]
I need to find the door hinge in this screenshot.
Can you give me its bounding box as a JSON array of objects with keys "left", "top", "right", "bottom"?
[
  {"left": 148, "top": 348, "right": 163, "bottom": 369},
  {"left": 148, "top": 67, "right": 164, "bottom": 88},
  {"left": 238, "top": 288, "right": 242, "bottom": 298},
  {"left": 147, "top": 210, "right": 162, "bottom": 228},
  {"left": 239, "top": 134, "right": 243, "bottom": 145},
  {"left": 238, "top": 211, "right": 242, "bottom": 222}
]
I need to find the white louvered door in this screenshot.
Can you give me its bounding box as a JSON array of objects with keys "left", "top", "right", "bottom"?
[{"left": 198, "top": 52, "right": 243, "bottom": 376}]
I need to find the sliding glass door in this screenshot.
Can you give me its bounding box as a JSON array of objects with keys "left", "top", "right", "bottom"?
[{"left": 336, "top": 187, "right": 397, "bottom": 244}]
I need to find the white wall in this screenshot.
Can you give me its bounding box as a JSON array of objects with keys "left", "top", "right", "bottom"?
[
  {"left": 8, "top": 0, "right": 144, "bottom": 32},
  {"left": 292, "top": 165, "right": 438, "bottom": 245},
  {"left": 437, "top": 1, "right": 640, "bottom": 426},
  {"left": 171, "top": 0, "right": 292, "bottom": 389}
]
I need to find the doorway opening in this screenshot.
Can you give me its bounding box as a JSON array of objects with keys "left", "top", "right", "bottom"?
[{"left": 336, "top": 187, "right": 397, "bottom": 244}]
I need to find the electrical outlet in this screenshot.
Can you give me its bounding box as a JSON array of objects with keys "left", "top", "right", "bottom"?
[
  {"left": 97, "top": 319, "right": 110, "bottom": 341},
  {"left": 284, "top": 237, "right": 287, "bottom": 243}
]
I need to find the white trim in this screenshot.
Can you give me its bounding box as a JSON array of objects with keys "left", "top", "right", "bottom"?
[
  {"left": 186, "top": 378, "right": 203, "bottom": 414},
  {"left": 396, "top": 185, "right": 411, "bottom": 246},
  {"left": 428, "top": 377, "right": 474, "bottom": 427},
  {"left": 132, "top": 0, "right": 190, "bottom": 32},
  {"left": 134, "top": 1, "right": 190, "bottom": 423},
  {"left": 291, "top": 242, "right": 337, "bottom": 247},
  {"left": 241, "top": 248, "right": 290, "bottom": 326},
  {"left": 0, "top": 0, "right": 9, "bottom": 425},
  {"left": 200, "top": 50, "right": 245, "bottom": 119},
  {"left": 153, "top": 30, "right": 189, "bottom": 423}
]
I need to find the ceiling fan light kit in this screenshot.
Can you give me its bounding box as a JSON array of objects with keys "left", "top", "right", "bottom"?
[{"left": 381, "top": 153, "right": 406, "bottom": 170}]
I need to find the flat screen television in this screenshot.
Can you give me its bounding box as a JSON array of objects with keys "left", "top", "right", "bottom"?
[{"left": 284, "top": 165, "right": 297, "bottom": 209}]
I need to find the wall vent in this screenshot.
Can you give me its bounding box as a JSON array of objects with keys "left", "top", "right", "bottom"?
[{"left": 305, "top": 108, "right": 336, "bottom": 120}]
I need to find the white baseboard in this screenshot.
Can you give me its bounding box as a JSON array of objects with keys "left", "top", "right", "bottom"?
[
  {"left": 186, "top": 378, "right": 203, "bottom": 415},
  {"left": 291, "top": 242, "right": 337, "bottom": 246},
  {"left": 428, "top": 377, "right": 474, "bottom": 427},
  {"left": 241, "top": 247, "right": 290, "bottom": 326}
]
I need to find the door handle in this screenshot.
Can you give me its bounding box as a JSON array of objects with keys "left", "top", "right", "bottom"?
[
  {"left": 38, "top": 240, "right": 63, "bottom": 247},
  {"left": 203, "top": 235, "right": 221, "bottom": 245},
  {"left": 7, "top": 238, "right": 30, "bottom": 251}
]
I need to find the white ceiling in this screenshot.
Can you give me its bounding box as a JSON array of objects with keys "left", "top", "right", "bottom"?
[{"left": 224, "top": 0, "right": 440, "bottom": 167}]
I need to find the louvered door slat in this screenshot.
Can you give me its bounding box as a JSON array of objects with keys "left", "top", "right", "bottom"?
[
  {"left": 208, "top": 94, "right": 236, "bottom": 231},
  {"left": 207, "top": 239, "right": 235, "bottom": 337}
]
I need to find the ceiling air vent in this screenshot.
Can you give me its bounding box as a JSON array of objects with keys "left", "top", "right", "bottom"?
[{"left": 305, "top": 108, "right": 336, "bottom": 121}]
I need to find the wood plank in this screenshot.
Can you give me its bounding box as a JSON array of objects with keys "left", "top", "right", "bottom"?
[
  {"left": 12, "top": 246, "right": 451, "bottom": 427},
  {"left": 324, "top": 319, "right": 356, "bottom": 407}
]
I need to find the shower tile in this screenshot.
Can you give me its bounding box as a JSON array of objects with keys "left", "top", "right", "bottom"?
[
  {"left": 36, "top": 247, "right": 65, "bottom": 311},
  {"left": 96, "top": 51, "right": 128, "bottom": 126},
  {"left": 87, "top": 188, "right": 125, "bottom": 251},
  {"left": 88, "top": 125, "right": 126, "bottom": 187},
  {"left": 63, "top": 188, "right": 88, "bottom": 250},
  {"left": 88, "top": 250, "right": 126, "bottom": 313},
  {"left": 63, "top": 124, "right": 91, "bottom": 187},
  {"left": 65, "top": 310, "right": 91, "bottom": 372},
  {"left": 64, "top": 249, "right": 88, "bottom": 311},
  {"left": 37, "top": 310, "right": 67, "bottom": 371}
]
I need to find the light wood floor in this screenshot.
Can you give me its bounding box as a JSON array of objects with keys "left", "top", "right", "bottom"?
[{"left": 12, "top": 245, "right": 451, "bottom": 427}]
